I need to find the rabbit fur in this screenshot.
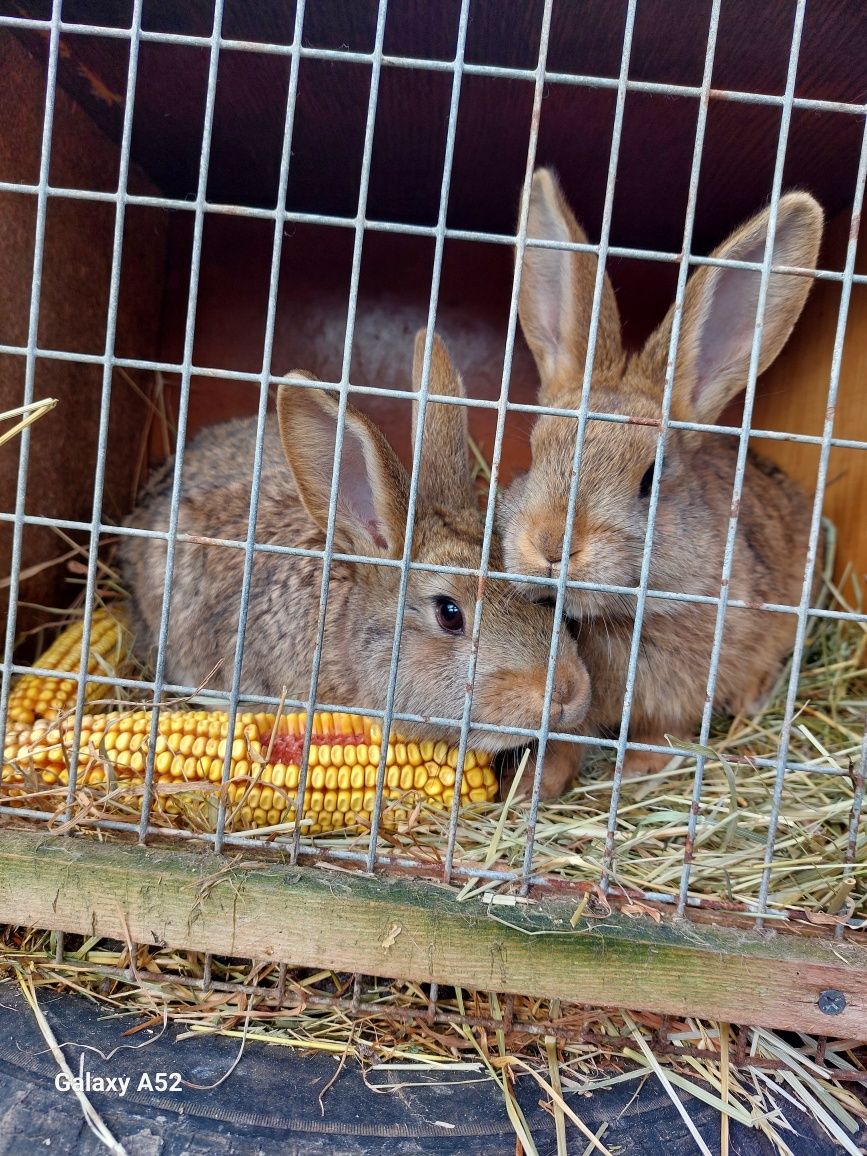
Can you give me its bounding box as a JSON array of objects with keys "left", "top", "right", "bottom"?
[
  {"left": 121, "top": 329, "right": 591, "bottom": 797},
  {"left": 498, "top": 169, "right": 823, "bottom": 777}
]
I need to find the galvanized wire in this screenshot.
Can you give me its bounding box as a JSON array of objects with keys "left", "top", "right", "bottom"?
[
  {"left": 602, "top": 0, "right": 722, "bottom": 900},
  {"left": 0, "top": 350, "right": 863, "bottom": 450},
  {"left": 1, "top": 11, "right": 866, "bottom": 119},
  {"left": 836, "top": 722, "right": 867, "bottom": 942},
  {"left": 63, "top": 0, "right": 145, "bottom": 814},
  {"left": 440, "top": 0, "right": 555, "bottom": 883},
  {"left": 668, "top": 0, "right": 807, "bottom": 913},
  {"left": 362, "top": 0, "right": 474, "bottom": 875},
  {"left": 1, "top": 183, "right": 866, "bottom": 289},
  {"left": 665, "top": 0, "right": 809, "bottom": 915},
  {"left": 287, "top": 0, "right": 391, "bottom": 867},
  {"left": 135, "top": 0, "right": 226, "bottom": 841},
  {"left": 754, "top": 107, "right": 867, "bottom": 928},
  {"left": 2, "top": 651, "right": 859, "bottom": 781},
  {"left": 518, "top": 0, "right": 637, "bottom": 891},
  {"left": 211, "top": 0, "right": 307, "bottom": 853},
  {"left": 2, "top": 507, "right": 866, "bottom": 625}
]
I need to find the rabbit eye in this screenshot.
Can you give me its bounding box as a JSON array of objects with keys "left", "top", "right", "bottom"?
[
  {"left": 639, "top": 463, "right": 655, "bottom": 498},
  {"left": 434, "top": 597, "right": 465, "bottom": 635}
]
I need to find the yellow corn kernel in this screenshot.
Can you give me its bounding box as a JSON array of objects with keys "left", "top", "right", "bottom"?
[
  {"left": 439, "top": 766, "right": 456, "bottom": 788},
  {"left": 310, "top": 766, "right": 325, "bottom": 791}
]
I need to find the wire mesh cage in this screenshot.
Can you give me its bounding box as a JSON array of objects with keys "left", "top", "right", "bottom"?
[{"left": 1, "top": 0, "right": 867, "bottom": 1129}]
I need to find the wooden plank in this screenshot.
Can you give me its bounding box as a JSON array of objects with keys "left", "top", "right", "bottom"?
[
  {"left": 0, "top": 829, "right": 865, "bottom": 1038},
  {"left": 751, "top": 208, "right": 867, "bottom": 584}
]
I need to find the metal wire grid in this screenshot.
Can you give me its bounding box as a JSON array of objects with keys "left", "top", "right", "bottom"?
[
  {"left": 13, "top": 948, "right": 864, "bottom": 1082},
  {"left": 0, "top": 2, "right": 865, "bottom": 931}
]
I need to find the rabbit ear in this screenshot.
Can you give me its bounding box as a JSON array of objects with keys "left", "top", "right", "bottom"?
[
  {"left": 277, "top": 373, "right": 408, "bottom": 558},
  {"left": 518, "top": 167, "right": 623, "bottom": 400},
  {"left": 653, "top": 192, "right": 823, "bottom": 424},
  {"left": 411, "top": 329, "right": 474, "bottom": 507}
]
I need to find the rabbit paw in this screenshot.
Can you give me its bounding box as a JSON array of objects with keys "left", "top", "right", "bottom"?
[
  {"left": 622, "top": 740, "right": 672, "bottom": 779},
  {"left": 497, "top": 740, "right": 583, "bottom": 802}
]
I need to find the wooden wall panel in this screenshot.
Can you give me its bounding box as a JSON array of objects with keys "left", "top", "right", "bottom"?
[
  {"left": 751, "top": 210, "right": 867, "bottom": 584},
  {"left": 0, "top": 35, "right": 167, "bottom": 650}
]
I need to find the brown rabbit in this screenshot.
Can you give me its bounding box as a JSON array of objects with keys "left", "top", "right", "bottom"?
[
  {"left": 498, "top": 169, "right": 823, "bottom": 776},
  {"left": 121, "top": 329, "right": 590, "bottom": 795}
]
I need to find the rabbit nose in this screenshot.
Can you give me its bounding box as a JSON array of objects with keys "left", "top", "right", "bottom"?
[
  {"left": 534, "top": 532, "right": 565, "bottom": 575},
  {"left": 550, "top": 659, "right": 590, "bottom": 727}
]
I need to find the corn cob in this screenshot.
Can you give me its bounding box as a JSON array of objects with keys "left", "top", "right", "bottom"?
[
  {"left": 2, "top": 709, "right": 498, "bottom": 835},
  {"left": 7, "top": 609, "right": 130, "bottom": 726}
]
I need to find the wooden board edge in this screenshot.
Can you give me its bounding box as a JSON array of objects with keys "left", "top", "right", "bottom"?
[{"left": 0, "top": 830, "right": 865, "bottom": 1038}]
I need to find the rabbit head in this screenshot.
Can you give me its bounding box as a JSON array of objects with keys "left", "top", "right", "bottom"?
[
  {"left": 278, "top": 328, "right": 590, "bottom": 753},
  {"left": 499, "top": 168, "right": 823, "bottom": 624}
]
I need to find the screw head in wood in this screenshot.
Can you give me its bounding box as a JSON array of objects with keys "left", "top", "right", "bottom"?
[{"left": 817, "top": 989, "right": 847, "bottom": 1015}]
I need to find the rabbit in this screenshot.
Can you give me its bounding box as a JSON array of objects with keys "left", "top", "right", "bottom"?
[
  {"left": 497, "top": 168, "right": 823, "bottom": 777},
  {"left": 120, "top": 328, "right": 591, "bottom": 798}
]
